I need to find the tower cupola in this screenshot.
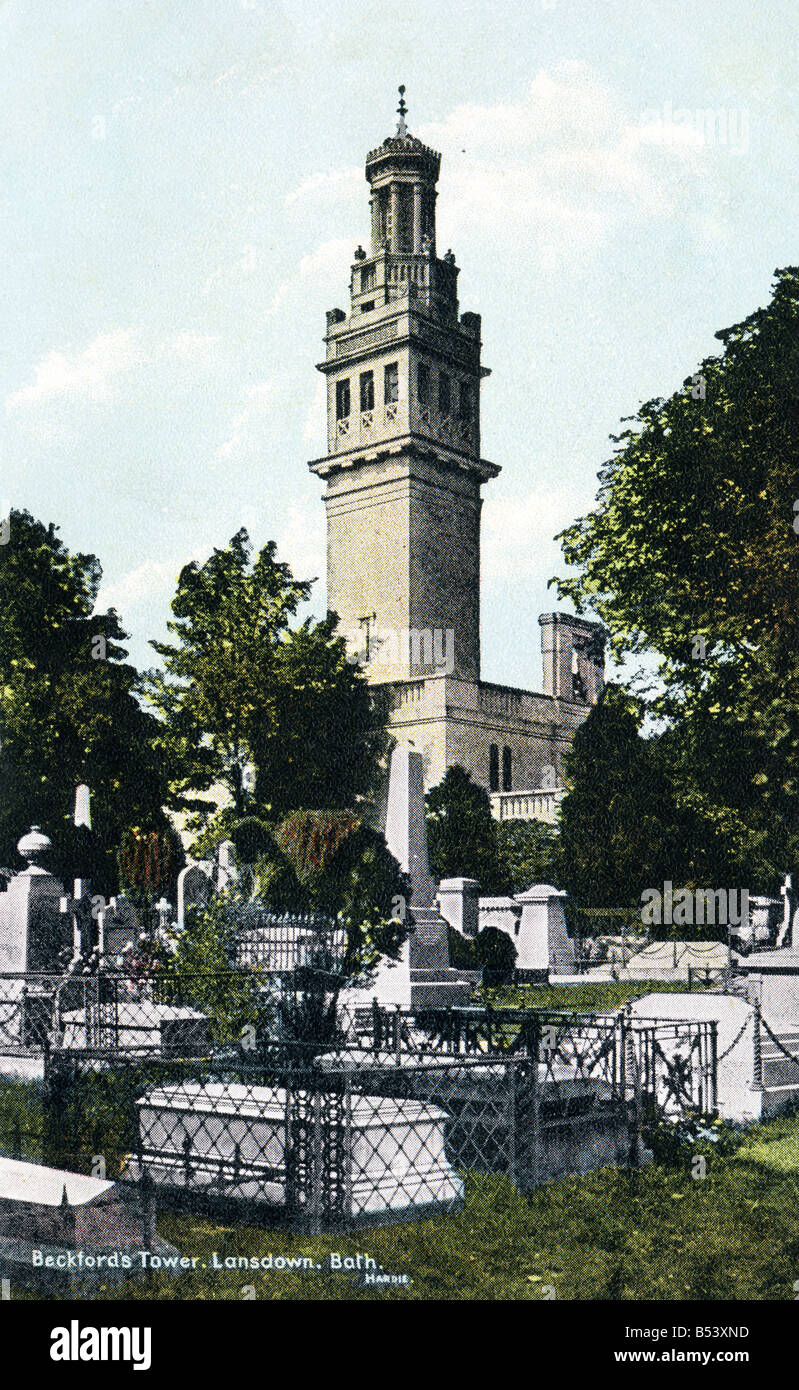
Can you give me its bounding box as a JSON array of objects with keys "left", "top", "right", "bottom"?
[{"left": 349, "top": 87, "right": 458, "bottom": 321}]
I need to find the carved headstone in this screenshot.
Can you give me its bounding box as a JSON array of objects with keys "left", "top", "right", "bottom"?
[
  {"left": 216, "top": 841, "right": 238, "bottom": 893},
  {"left": 104, "top": 895, "right": 140, "bottom": 959},
  {"left": 176, "top": 862, "right": 213, "bottom": 930}
]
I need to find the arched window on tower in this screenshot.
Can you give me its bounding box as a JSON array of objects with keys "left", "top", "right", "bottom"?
[{"left": 489, "top": 743, "right": 499, "bottom": 792}]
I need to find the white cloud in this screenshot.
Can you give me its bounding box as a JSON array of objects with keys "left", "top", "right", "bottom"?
[
  {"left": 482, "top": 482, "right": 594, "bottom": 582},
  {"left": 285, "top": 166, "right": 361, "bottom": 209},
  {"left": 415, "top": 64, "right": 705, "bottom": 262},
  {"left": 268, "top": 237, "right": 352, "bottom": 316},
  {"left": 6, "top": 330, "right": 139, "bottom": 412},
  {"left": 95, "top": 558, "right": 181, "bottom": 613},
  {"left": 275, "top": 500, "right": 325, "bottom": 587},
  {"left": 163, "top": 331, "right": 220, "bottom": 361},
  {"left": 203, "top": 243, "right": 260, "bottom": 296},
  {"left": 6, "top": 328, "right": 221, "bottom": 415},
  {"left": 213, "top": 375, "right": 280, "bottom": 460}
]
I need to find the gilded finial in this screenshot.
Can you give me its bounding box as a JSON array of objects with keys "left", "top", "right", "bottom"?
[{"left": 396, "top": 84, "right": 408, "bottom": 137}]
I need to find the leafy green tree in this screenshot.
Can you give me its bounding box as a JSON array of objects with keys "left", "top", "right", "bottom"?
[
  {"left": 272, "top": 809, "right": 411, "bottom": 978},
  {"left": 557, "top": 685, "right": 690, "bottom": 908},
  {"left": 0, "top": 509, "right": 171, "bottom": 892},
  {"left": 158, "top": 898, "right": 265, "bottom": 1045},
  {"left": 495, "top": 819, "right": 562, "bottom": 895},
  {"left": 147, "top": 529, "right": 389, "bottom": 829},
  {"left": 118, "top": 824, "right": 185, "bottom": 919},
  {"left": 425, "top": 766, "right": 505, "bottom": 893},
  {"left": 474, "top": 926, "right": 517, "bottom": 987},
  {"left": 556, "top": 267, "right": 799, "bottom": 891}
]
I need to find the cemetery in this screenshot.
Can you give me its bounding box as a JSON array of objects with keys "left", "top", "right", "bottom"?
[{"left": 2, "top": 738, "right": 799, "bottom": 1298}]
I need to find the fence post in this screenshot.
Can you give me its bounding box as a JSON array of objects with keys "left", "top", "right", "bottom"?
[
  {"left": 708, "top": 1021, "right": 718, "bottom": 1113},
  {"left": 140, "top": 1169, "right": 156, "bottom": 1249},
  {"left": 343, "top": 1074, "right": 353, "bottom": 1222},
  {"left": 623, "top": 1005, "right": 641, "bottom": 1167},
  {"left": 394, "top": 1006, "right": 402, "bottom": 1068},
  {"left": 507, "top": 1062, "right": 517, "bottom": 1191},
  {"left": 310, "top": 1089, "right": 324, "bottom": 1236},
  {"left": 531, "top": 1014, "right": 540, "bottom": 1189},
  {"left": 751, "top": 1000, "right": 763, "bottom": 1093}
]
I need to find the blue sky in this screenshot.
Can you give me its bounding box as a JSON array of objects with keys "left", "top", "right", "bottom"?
[{"left": 2, "top": 0, "right": 797, "bottom": 689}]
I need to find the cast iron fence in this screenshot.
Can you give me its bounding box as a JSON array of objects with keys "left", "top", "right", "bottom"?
[
  {"left": 0, "top": 1001, "right": 718, "bottom": 1236},
  {"left": 230, "top": 911, "right": 347, "bottom": 972}
]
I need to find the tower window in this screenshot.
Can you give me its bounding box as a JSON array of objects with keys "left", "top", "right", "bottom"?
[
  {"left": 335, "top": 379, "right": 350, "bottom": 420},
  {"left": 459, "top": 381, "right": 474, "bottom": 421},
  {"left": 438, "top": 372, "right": 451, "bottom": 416},
  {"left": 360, "top": 370, "right": 374, "bottom": 412},
  {"left": 489, "top": 743, "right": 499, "bottom": 793},
  {"left": 502, "top": 746, "right": 512, "bottom": 792},
  {"left": 361, "top": 264, "right": 376, "bottom": 292},
  {"left": 417, "top": 362, "right": 430, "bottom": 404},
  {"left": 384, "top": 363, "right": 399, "bottom": 404}
]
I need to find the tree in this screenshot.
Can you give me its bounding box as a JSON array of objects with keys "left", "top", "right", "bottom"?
[
  {"left": 557, "top": 685, "right": 689, "bottom": 908},
  {"left": 556, "top": 267, "right": 799, "bottom": 891},
  {"left": 147, "top": 529, "right": 389, "bottom": 829},
  {"left": 118, "top": 824, "right": 185, "bottom": 919},
  {"left": 0, "top": 509, "right": 171, "bottom": 893},
  {"left": 272, "top": 809, "right": 411, "bottom": 978},
  {"left": 425, "top": 766, "right": 505, "bottom": 893},
  {"left": 494, "top": 819, "right": 561, "bottom": 895}
]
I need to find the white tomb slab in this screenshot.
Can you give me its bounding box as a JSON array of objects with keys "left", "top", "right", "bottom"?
[
  {"left": 59, "top": 1002, "right": 210, "bottom": 1056},
  {"left": 127, "top": 1080, "right": 463, "bottom": 1222},
  {"left": 0, "top": 1155, "right": 114, "bottom": 1207}
]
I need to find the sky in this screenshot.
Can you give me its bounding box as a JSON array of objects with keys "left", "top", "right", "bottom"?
[{"left": 2, "top": 0, "right": 798, "bottom": 689}]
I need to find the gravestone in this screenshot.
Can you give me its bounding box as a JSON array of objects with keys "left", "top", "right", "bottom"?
[
  {"left": 0, "top": 1155, "right": 180, "bottom": 1286},
  {"left": 0, "top": 828, "right": 66, "bottom": 973},
  {"left": 103, "top": 895, "right": 140, "bottom": 959},
  {"left": 176, "top": 862, "right": 213, "bottom": 929},
  {"left": 513, "top": 884, "right": 575, "bottom": 981},
  {"left": 128, "top": 1080, "right": 463, "bottom": 1225},
  {"left": 438, "top": 878, "right": 480, "bottom": 939},
  {"left": 371, "top": 745, "right": 471, "bottom": 1009},
  {"left": 216, "top": 841, "right": 238, "bottom": 893}
]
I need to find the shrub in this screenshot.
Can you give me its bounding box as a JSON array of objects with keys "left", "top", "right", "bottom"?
[
  {"left": 474, "top": 926, "right": 516, "bottom": 987},
  {"left": 641, "top": 1103, "right": 743, "bottom": 1168}
]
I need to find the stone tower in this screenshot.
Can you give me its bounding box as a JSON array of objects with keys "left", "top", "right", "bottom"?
[{"left": 308, "top": 89, "right": 499, "bottom": 684}]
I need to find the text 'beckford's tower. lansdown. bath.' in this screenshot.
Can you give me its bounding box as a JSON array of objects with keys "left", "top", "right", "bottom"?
[{"left": 308, "top": 90, "right": 605, "bottom": 816}]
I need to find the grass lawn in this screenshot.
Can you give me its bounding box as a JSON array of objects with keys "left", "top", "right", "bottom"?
[
  {"left": 8, "top": 1107, "right": 799, "bottom": 1302},
  {"left": 486, "top": 980, "right": 706, "bottom": 1012}
]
